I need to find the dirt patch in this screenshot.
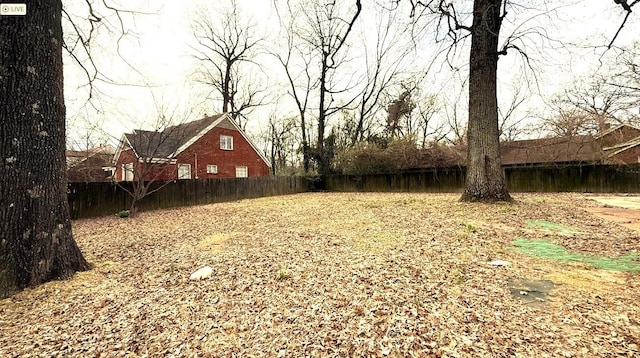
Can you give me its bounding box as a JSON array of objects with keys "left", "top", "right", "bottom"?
[
  {"left": 588, "top": 196, "right": 640, "bottom": 210},
  {"left": 585, "top": 195, "right": 640, "bottom": 232},
  {"left": 507, "top": 278, "right": 555, "bottom": 307}
]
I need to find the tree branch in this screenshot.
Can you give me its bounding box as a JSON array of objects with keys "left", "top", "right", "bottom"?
[{"left": 608, "top": 0, "right": 639, "bottom": 49}]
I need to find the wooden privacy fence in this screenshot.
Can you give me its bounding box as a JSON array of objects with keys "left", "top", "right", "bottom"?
[
  {"left": 68, "top": 176, "right": 309, "bottom": 219},
  {"left": 325, "top": 164, "right": 640, "bottom": 193},
  {"left": 68, "top": 164, "right": 640, "bottom": 219}
]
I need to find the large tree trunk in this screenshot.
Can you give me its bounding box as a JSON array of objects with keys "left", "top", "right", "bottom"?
[
  {"left": 460, "top": 0, "right": 512, "bottom": 202},
  {"left": 0, "top": 0, "right": 90, "bottom": 299}
]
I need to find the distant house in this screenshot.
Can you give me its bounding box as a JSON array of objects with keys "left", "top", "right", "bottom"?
[
  {"left": 599, "top": 124, "right": 640, "bottom": 164},
  {"left": 66, "top": 145, "right": 116, "bottom": 182},
  {"left": 416, "top": 124, "right": 640, "bottom": 169},
  {"left": 113, "top": 113, "right": 270, "bottom": 182}
]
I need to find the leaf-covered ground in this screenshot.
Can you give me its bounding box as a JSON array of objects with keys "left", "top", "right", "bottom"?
[{"left": 1, "top": 193, "right": 639, "bottom": 357}]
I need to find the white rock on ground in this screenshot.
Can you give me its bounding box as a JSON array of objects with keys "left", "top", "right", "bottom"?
[
  {"left": 487, "top": 260, "right": 511, "bottom": 267},
  {"left": 190, "top": 266, "right": 213, "bottom": 280}
]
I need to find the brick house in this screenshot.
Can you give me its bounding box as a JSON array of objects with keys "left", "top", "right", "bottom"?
[{"left": 113, "top": 113, "right": 270, "bottom": 182}]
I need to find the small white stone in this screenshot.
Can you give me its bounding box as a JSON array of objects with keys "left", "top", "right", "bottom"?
[
  {"left": 190, "top": 266, "right": 213, "bottom": 280},
  {"left": 488, "top": 260, "right": 511, "bottom": 267}
]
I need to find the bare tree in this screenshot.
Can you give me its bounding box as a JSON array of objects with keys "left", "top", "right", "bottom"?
[
  {"left": 498, "top": 77, "right": 532, "bottom": 141},
  {"left": 601, "top": 42, "right": 640, "bottom": 123},
  {"left": 393, "top": 0, "right": 512, "bottom": 201},
  {"left": 262, "top": 114, "right": 299, "bottom": 175},
  {"left": 275, "top": 0, "right": 363, "bottom": 175},
  {"left": 543, "top": 102, "right": 592, "bottom": 137},
  {"left": 545, "top": 69, "right": 640, "bottom": 137},
  {"left": 348, "top": 8, "right": 413, "bottom": 146},
  {"left": 113, "top": 99, "right": 197, "bottom": 217},
  {"left": 608, "top": 0, "right": 640, "bottom": 48},
  {"left": 310, "top": 0, "right": 363, "bottom": 175},
  {"left": 439, "top": 78, "right": 468, "bottom": 145},
  {"left": 412, "top": 92, "right": 447, "bottom": 147},
  {"left": 271, "top": 3, "right": 316, "bottom": 173},
  {"left": 192, "top": 0, "right": 265, "bottom": 129}
]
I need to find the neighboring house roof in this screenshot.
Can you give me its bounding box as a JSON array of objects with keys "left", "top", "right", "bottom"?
[
  {"left": 414, "top": 136, "right": 605, "bottom": 168},
  {"left": 66, "top": 145, "right": 116, "bottom": 182},
  {"left": 114, "top": 113, "right": 271, "bottom": 167},
  {"left": 501, "top": 136, "right": 603, "bottom": 165},
  {"left": 414, "top": 134, "right": 631, "bottom": 169},
  {"left": 66, "top": 145, "right": 115, "bottom": 169}
]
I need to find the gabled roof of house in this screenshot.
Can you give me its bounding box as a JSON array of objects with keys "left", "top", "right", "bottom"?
[
  {"left": 114, "top": 114, "right": 224, "bottom": 163},
  {"left": 167, "top": 114, "right": 226, "bottom": 154},
  {"left": 114, "top": 113, "right": 271, "bottom": 167},
  {"left": 124, "top": 129, "right": 182, "bottom": 159},
  {"left": 172, "top": 113, "right": 271, "bottom": 167}
]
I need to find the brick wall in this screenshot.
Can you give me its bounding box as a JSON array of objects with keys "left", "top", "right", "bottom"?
[{"left": 176, "top": 125, "right": 270, "bottom": 179}]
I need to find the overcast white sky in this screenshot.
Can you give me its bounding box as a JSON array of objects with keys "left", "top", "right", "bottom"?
[{"left": 62, "top": 0, "right": 639, "bottom": 149}]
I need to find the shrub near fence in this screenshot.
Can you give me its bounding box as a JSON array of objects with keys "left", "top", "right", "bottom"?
[
  {"left": 68, "top": 176, "right": 309, "bottom": 220},
  {"left": 325, "top": 164, "right": 640, "bottom": 193}
]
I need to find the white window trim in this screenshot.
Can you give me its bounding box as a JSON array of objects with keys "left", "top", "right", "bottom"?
[
  {"left": 220, "top": 135, "right": 233, "bottom": 150},
  {"left": 177, "top": 163, "right": 191, "bottom": 179},
  {"left": 235, "top": 166, "right": 248, "bottom": 178},
  {"left": 207, "top": 164, "right": 218, "bottom": 174}
]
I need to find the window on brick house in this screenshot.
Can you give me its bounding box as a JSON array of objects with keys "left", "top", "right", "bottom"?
[
  {"left": 207, "top": 164, "right": 218, "bottom": 174},
  {"left": 178, "top": 164, "right": 191, "bottom": 179},
  {"left": 235, "top": 166, "right": 248, "bottom": 178},
  {"left": 123, "top": 163, "right": 134, "bottom": 181},
  {"left": 220, "top": 135, "right": 233, "bottom": 150}
]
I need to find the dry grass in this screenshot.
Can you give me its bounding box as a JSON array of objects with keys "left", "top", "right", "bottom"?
[{"left": 1, "top": 192, "right": 639, "bottom": 357}]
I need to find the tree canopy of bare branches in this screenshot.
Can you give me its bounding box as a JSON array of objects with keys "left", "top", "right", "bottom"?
[{"left": 192, "top": 0, "right": 265, "bottom": 129}]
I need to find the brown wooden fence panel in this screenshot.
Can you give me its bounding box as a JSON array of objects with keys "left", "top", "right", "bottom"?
[
  {"left": 69, "top": 165, "right": 640, "bottom": 219},
  {"left": 68, "top": 176, "right": 309, "bottom": 219},
  {"left": 325, "top": 164, "right": 640, "bottom": 193},
  {"left": 325, "top": 167, "right": 466, "bottom": 192},
  {"left": 503, "top": 165, "right": 640, "bottom": 193}
]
